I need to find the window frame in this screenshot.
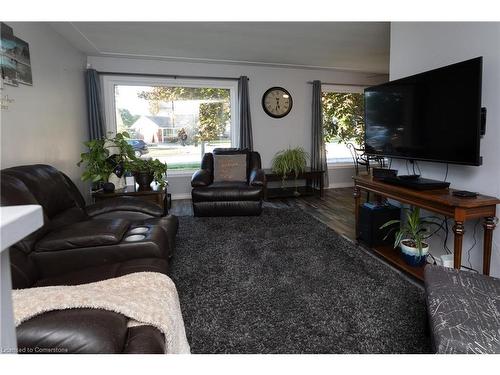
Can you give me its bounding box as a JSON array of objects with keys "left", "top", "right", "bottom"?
[
  {"left": 102, "top": 75, "right": 239, "bottom": 173},
  {"left": 321, "top": 84, "right": 366, "bottom": 167}
]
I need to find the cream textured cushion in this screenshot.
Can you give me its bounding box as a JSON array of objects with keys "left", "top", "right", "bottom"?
[{"left": 213, "top": 154, "right": 247, "bottom": 182}]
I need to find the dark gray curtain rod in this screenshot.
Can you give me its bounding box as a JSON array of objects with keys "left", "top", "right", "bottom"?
[
  {"left": 97, "top": 71, "right": 247, "bottom": 81},
  {"left": 306, "top": 81, "right": 368, "bottom": 87}
]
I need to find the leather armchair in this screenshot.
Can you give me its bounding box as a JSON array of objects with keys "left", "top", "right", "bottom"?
[{"left": 191, "top": 148, "right": 266, "bottom": 216}]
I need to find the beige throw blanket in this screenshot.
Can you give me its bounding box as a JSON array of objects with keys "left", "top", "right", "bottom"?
[{"left": 12, "top": 272, "right": 190, "bottom": 354}]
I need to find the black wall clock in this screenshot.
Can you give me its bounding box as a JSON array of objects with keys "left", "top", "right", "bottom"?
[{"left": 262, "top": 87, "right": 293, "bottom": 118}]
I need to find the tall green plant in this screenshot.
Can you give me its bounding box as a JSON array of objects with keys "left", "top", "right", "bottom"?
[
  {"left": 380, "top": 207, "right": 440, "bottom": 255},
  {"left": 77, "top": 132, "right": 135, "bottom": 183},
  {"left": 271, "top": 147, "right": 309, "bottom": 191}
]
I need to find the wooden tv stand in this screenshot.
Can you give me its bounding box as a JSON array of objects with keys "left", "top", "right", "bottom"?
[{"left": 353, "top": 175, "right": 500, "bottom": 279}]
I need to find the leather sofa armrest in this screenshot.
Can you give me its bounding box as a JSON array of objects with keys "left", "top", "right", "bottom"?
[
  {"left": 191, "top": 169, "right": 213, "bottom": 187},
  {"left": 17, "top": 309, "right": 129, "bottom": 354},
  {"left": 249, "top": 168, "right": 266, "bottom": 187},
  {"left": 35, "top": 219, "right": 130, "bottom": 252},
  {"left": 86, "top": 197, "right": 164, "bottom": 218}
]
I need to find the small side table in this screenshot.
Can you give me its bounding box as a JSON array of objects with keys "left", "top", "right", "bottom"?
[
  {"left": 92, "top": 183, "right": 170, "bottom": 215},
  {"left": 263, "top": 168, "right": 325, "bottom": 199}
]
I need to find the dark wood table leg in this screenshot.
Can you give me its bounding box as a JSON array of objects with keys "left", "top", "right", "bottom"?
[
  {"left": 162, "top": 192, "right": 169, "bottom": 215},
  {"left": 483, "top": 217, "right": 496, "bottom": 276},
  {"left": 319, "top": 172, "right": 324, "bottom": 198},
  {"left": 452, "top": 221, "right": 465, "bottom": 270},
  {"left": 354, "top": 185, "right": 361, "bottom": 241}
]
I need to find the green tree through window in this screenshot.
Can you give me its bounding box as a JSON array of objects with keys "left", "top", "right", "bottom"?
[{"left": 322, "top": 92, "right": 365, "bottom": 146}]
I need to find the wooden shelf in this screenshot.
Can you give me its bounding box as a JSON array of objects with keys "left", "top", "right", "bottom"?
[
  {"left": 266, "top": 186, "right": 317, "bottom": 199},
  {"left": 369, "top": 244, "right": 425, "bottom": 281},
  {"left": 354, "top": 174, "right": 500, "bottom": 276}
]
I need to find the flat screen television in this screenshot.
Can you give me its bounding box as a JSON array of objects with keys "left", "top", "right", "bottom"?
[{"left": 364, "top": 57, "right": 483, "bottom": 166}]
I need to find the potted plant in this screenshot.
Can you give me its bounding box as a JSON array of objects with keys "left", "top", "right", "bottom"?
[
  {"left": 271, "top": 147, "right": 309, "bottom": 196},
  {"left": 77, "top": 132, "right": 135, "bottom": 189},
  {"left": 127, "top": 158, "right": 168, "bottom": 191},
  {"left": 380, "top": 207, "right": 439, "bottom": 267}
]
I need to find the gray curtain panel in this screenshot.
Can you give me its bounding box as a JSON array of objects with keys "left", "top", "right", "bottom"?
[
  {"left": 85, "top": 69, "right": 106, "bottom": 140},
  {"left": 311, "top": 80, "right": 329, "bottom": 188},
  {"left": 238, "top": 76, "right": 253, "bottom": 150}
]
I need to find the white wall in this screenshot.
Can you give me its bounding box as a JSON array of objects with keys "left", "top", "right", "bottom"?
[
  {"left": 1, "top": 23, "right": 88, "bottom": 193},
  {"left": 390, "top": 22, "right": 500, "bottom": 276},
  {"left": 87, "top": 56, "right": 388, "bottom": 198}
]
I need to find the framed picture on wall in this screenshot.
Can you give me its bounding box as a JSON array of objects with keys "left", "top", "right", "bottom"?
[
  {"left": 0, "top": 22, "right": 32, "bottom": 86},
  {"left": 0, "top": 23, "right": 16, "bottom": 59},
  {"left": 13, "top": 36, "right": 31, "bottom": 66},
  {"left": 0, "top": 54, "right": 18, "bottom": 86},
  {"left": 16, "top": 61, "right": 32, "bottom": 85}
]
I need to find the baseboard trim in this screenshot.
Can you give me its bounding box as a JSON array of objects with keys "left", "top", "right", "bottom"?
[
  {"left": 171, "top": 193, "right": 191, "bottom": 200},
  {"left": 328, "top": 182, "right": 354, "bottom": 189}
]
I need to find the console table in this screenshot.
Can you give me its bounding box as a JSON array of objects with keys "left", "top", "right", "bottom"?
[
  {"left": 263, "top": 168, "right": 324, "bottom": 199},
  {"left": 353, "top": 175, "right": 500, "bottom": 279}
]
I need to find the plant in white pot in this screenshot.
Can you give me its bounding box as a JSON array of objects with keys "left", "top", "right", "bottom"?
[{"left": 380, "top": 207, "right": 439, "bottom": 267}]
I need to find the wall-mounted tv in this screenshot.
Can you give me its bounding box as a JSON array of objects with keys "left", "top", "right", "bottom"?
[{"left": 364, "top": 57, "right": 483, "bottom": 166}]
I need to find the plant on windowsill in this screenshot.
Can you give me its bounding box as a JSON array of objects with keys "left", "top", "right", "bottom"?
[
  {"left": 380, "top": 207, "right": 440, "bottom": 267},
  {"left": 126, "top": 158, "right": 168, "bottom": 191},
  {"left": 271, "top": 147, "right": 309, "bottom": 196},
  {"left": 77, "top": 132, "right": 135, "bottom": 190}
]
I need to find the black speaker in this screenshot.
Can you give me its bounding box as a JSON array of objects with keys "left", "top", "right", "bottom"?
[{"left": 358, "top": 203, "right": 401, "bottom": 247}]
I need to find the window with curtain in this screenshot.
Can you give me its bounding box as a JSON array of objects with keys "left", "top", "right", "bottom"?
[
  {"left": 103, "top": 77, "right": 238, "bottom": 172},
  {"left": 321, "top": 86, "right": 365, "bottom": 164}
]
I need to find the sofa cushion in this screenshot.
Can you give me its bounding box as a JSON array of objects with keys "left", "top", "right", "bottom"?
[
  {"left": 213, "top": 154, "right": 247, "bottom": 182},
  {"left": 35, "top": 219, "right": 130, "bottom": 252},
  {"left": 425, "top": 265, "right": 500, "bottom": 354},
  {"left": 35, "top": 258, "right": 168, "bottom": 287},
  {"left": 86, "top": 196, "right": 164, "bottom": 218},
  {"left": 0, "top": 173, "right": 50, "bottom": 254},
  {"left": 2, "top": 165, "right": 78, "bottom": 219},
  {"left": 192, "top": 182, "right": 262, "bottom": 202}
]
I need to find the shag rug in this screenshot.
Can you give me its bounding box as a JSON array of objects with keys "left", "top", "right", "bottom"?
[{"left": 169, "top": 208, "right": 431, "bottom": 353}]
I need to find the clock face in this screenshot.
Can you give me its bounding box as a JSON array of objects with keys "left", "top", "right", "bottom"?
[{"left": 262, "top": 87, "right": 293, "bottom": 118}]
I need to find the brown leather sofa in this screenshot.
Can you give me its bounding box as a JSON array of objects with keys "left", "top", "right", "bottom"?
[
  {"left": 1, "top": 164, "right": 179, "bottom": 353},
  {"left": 11, "top": 253, "right": 168, "bottom": 353},
  {"left": 191, "top": 149, "right": 266, "bottom": 216},
  {"left": 1, "top": 165, "right": 178, "bottom": 276}
]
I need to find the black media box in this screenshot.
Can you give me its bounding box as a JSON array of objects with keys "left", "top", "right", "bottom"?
[
  {"left": 358, "top": 203, "right": 401, "bottom": 247},
  {"left": 372, "top": 168, "right": 398, "bottom": 180}
]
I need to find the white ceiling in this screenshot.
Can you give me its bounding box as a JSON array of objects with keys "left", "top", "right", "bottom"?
[{"left": 50, "top": 22, "right": 390, "bottom": 74}]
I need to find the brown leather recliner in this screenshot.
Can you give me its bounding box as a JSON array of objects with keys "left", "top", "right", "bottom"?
[
  {"left": 191, "top": 149, "right": 266, "bottom": 216},
  {"left": 1, "top": 164, "right": 178, "bottom": 276},
  {"left": 10, "top": 248, "right": 168, "bottom": 354}
]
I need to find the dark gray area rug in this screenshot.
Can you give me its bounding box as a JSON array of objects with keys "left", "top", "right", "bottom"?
[{"left": 169, "top": 208, "right": 431, "bottom": 353}]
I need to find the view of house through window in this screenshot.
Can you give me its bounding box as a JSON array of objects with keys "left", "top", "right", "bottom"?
[
  {"left": 114, "top": 84, "right": 233, "bottom": 171},
  {"left": 322, "top": 91, "right": 365, "bottom": 163}
]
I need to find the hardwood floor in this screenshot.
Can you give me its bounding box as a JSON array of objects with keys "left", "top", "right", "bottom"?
[{"left": 169, "top": 187, "right": 367, "bottom": 242}]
